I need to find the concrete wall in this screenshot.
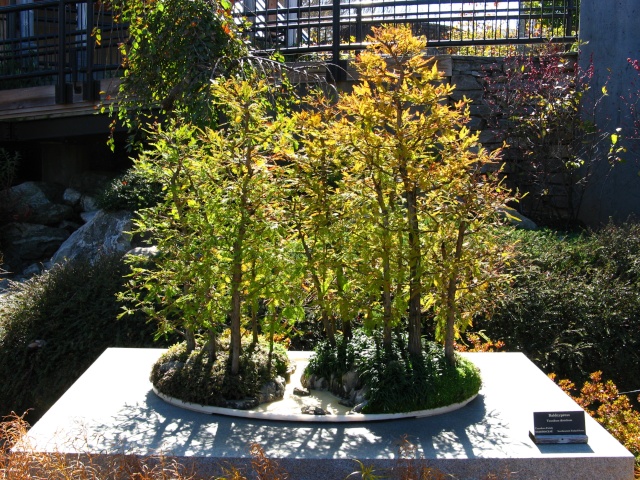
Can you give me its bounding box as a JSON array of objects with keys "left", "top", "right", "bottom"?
[{"left": 577, "top": 0, "right": 640, "bottom": 226}]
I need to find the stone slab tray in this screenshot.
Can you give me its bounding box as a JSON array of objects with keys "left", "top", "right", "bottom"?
[
  {"left": 151, "top": 350, "right": 478, "bottom": 422},
  {"left": 20, "top": 349, "right": 634, "bottom": 479}
]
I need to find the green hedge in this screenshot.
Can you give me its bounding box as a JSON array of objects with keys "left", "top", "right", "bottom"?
[
  {"left": 0, "top": 254, "right": 170, "bottom": 423},
  {"left": 475, "top": 224, "right": 640, "bottom": 391}
]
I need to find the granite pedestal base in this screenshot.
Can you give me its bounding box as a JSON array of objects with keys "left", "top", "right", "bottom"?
[{"left": 18, "top": 349, "right": 634, "bottom": 479}]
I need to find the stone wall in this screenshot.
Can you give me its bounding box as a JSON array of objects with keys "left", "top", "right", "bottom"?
[{"left": 446, "top": 54, "right": 581, "bottom": 226}]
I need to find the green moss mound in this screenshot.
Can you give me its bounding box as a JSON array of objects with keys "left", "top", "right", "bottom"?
[
  {"left": 150, "top": 338, "right": 289, "bottom": 408},
  {"left": 305, "top": 330, "right": 481, "bottom": 414}
]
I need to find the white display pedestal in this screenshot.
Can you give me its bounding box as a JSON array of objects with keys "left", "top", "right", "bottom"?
[{"left": 18, "top": 349, "right": 635, "bottom": 480}]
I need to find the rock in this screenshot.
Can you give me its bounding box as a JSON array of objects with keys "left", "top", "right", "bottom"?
[
  {"left": 81, "top": 195, "right": 98, "bottom": 212},
  {"left": 63, "top": 188, "right": 82, "bottom": 207},
  {"left": 339, "top": 398, "right": 354, "bottom": 408},
  {"left": 50, "top": 210, "right": 133, "bottom": 265},
  {"left": 353, "top": 386, "right": 369, "bottom": 405},
  {"left": 301, "top": 406, "right": 327, "bottom": 415},
  {"left": 59, "top": 220, "right": 82, "bottom": 233},
  {"left": 21, "top": 263, "right": 43, "bottom": 277},
  {"left": 293, "top": 387, "right": 310, "bottom": 397},
  {"left": 0, "top": 223, "right": 70, "bottom": 269},
  {"left": 225, "top": 398, "right": 259, "bottom": 410},
  {"left": 27, "top": 339, "right": 47, "bottom": 350},
  {"left": 7, "top": 182, "right": 75, "bottom": 225},
  {"left": 341, "top": 370, "right": 360, "bottom": 395},
  {"left": 126, "top": 246, "right": 160, "bottom": 260},
  {"left": 258, "top": 376, "right": 286, "bottom": 403},
  {"left": 313, "top": 376, "right": 328, "bottom": 390},
  {"left": 80, "top": 211, "right": 99, "bottom": 223},
  {"left": 286, "top": 362, "right": 297, "bottom": 379},
  {"left": 498, "top": 207, "right": 538, "bottom": 230},
  {"left": 352, "top": 401, "right": 368, "bottom": 413},
  {"left": 300, "top": 372, "right": 313, "bottom": 389}
]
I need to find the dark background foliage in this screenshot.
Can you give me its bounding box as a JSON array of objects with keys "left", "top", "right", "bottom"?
[
  {"left": 475, "top": 223, "right": 640, "bottom": 392},
  {"left": 0, "top": 254, "right": 173, "bottom": 424}
]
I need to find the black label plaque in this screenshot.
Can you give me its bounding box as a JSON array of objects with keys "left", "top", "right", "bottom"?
[{"left": 530, "top": 411, "right": 588, "bottom": 444}]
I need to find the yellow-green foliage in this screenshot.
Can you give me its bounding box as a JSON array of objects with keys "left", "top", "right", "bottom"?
[{"left": 294, "top": 25, "right": 512, "bottom": 363}]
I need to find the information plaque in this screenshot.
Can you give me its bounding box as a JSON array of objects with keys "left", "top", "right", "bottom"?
[{"left": 529, "top": 411, "right": 588, "bottom": 444}]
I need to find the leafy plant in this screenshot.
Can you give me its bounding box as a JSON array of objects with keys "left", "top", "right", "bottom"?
[
  {"left": 305, "top": 329, "right": 482, "bottom": 414},
  {"left": 556, "top": 372, "right": 640, "bottom": 470},
  {"left": 95, "top": 168, "right": 165, "bottom": 212},
  {"left": 120, "top": 74, "right": 297, "bottom": 377},
  {"left": 0, "top": 254, "right": 167, "bottom": 423},
  {"left": 150, "top": 336, "right": 289, "bottom": 406},
  {"left": 483, "top": 46, "right": 621, "bottom": 227},
  {"left": 304, "top": 25, "right": 512, "bottom": 364},
  {"left": 475, "top": 223, "right": 640, "bottom": 391},
  {"left": 107, "top": 0, "right": 247, "bottom": 149}
]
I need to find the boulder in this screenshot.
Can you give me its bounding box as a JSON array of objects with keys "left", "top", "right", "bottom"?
[
  {"left": 352, "top": 401, "right": 368, "bottom": 413},
  {"left": 301, "top": 406, "right": 327, "bottom": 415},
  {"left": 62, "top": 188, "right": 82, "bottom": 208},
  {"left": 258, "top": 376, "right": 286, "bottom": 404},
  {"left": 341, "top": 370, "right": 360, "bottom": 395},
  {"left": 126, "top": 246, "right": 160, "bottom": 260},
  {"left": 81, "top": 195, "right": 98, "bottom": 212},
  {"left": 50, "top": 210, "right": 133, "bottom": 265},
  {"left": 1, "top": 222, "right": 70, "bottom": 269},
  {"left": 7, "top": 182, "right": 75, "bottom": 225},
  {"left": 499, "top": 207, "right": 538, "bottom": 230},
  {"left": 293, "top": 387, "right": 310, "bottom": 397}
]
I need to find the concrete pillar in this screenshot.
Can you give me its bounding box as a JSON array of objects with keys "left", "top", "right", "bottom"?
[{"left": 578, "top": 0, "right": 640, "bottom": 226}]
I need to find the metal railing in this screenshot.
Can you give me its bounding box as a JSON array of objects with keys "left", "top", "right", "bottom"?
[
  {"left": 0, "top": 0, "right": 578, "bottom": 98},
  {"left": 0, "top": 0, "right": 124, "bottom": 99},
  {"left": 240, "top": 0, "right": 577, "bottom": 60}
]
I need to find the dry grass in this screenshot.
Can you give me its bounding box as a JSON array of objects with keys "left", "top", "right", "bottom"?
[
  {"left": 1, "top": 412, "right": 201, "bottom": 480},
  {"left": 0, "top": 413, "right": 295, "bottom": 480}
]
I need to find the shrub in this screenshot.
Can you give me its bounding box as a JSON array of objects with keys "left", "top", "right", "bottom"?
[
  {"left": 150, "top": 337, "right": 289, "bottom": 406},
  {"left": 483, "top": 47, "right": 622, "bottom": 227},
  {"left": 0, "top": 254, "right": 169, "bottom": 423},
  {"left": 95, "top": 168, "right": 164, "bottom": 212},
  {"left": 475, "top": 223, "right": 640, "bottom": 391},
  {"left": 556, "top": 372, "right": 640, "bottom": 470},
  {"left": 305, "top": 329, "right": 482, "bottom": 414}
]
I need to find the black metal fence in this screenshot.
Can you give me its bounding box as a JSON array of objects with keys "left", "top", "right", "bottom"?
[
  {"left": 241, "top": 0, "right": 578, "bottom": 60},
  {"left": 0, "top": 0, "right": 577, "bottom": 98},
  {"left": 0, "top": 0, "right": 123, "bottom": 99}
]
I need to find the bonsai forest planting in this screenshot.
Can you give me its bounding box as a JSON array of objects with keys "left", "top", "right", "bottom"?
[{"left": 120, "top": 25, "right": 512, "bottom": 414}]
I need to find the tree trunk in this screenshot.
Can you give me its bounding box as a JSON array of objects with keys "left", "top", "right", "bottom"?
[
  {"left": 230, "top": 243, "right": 243, "bottom": 375},
  {"left": 300, "top": 233, "right": 336, "bottom": 346},
  {"left": 374, "top": 178, "right": 394, "bottom": 351},
  {"left": 444, "top": 221, "right": 467, "bottom": 366},
  {"left": 405, "top": 183, "right": 422, "bottom": 358},
  {"left": 230, "top": 194, "right": 248, "bottom": 376},
  {"left": 205, "top": 327, "right": 217, "bottom": 360},
  {"left": 185, "top": 327, "right": 196, "bottom": 353},
  {"left": 336, "top": 264, "right": 352, "bottom": 340}
]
